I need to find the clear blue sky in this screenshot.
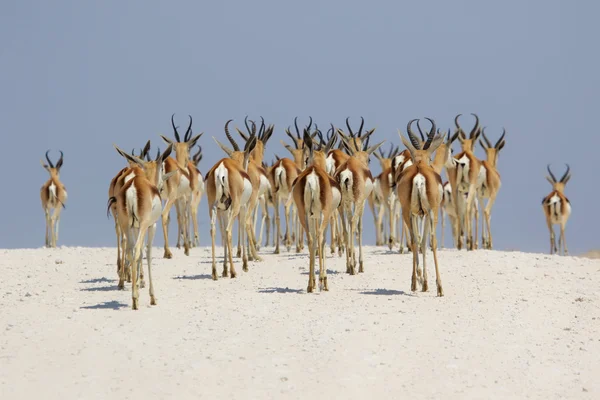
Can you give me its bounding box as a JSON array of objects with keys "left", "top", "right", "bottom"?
[{"left": 1, "top": 0, "right": 598, "bottom": 254}]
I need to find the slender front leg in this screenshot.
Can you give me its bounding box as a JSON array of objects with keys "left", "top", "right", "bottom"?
[
  {"left": 274, "top": 194, "right": 281, "bottom": 254},
  {"left": 319, "top": 220, "right": 328, "bottom": 291},
  {"left": 161, "top": 196, "right": 176, "bottom": 259},
  {"left": 421, "top": 216, "right": 430, "bottom": 292},
  {"left": 225, "top": 210, "right": 237, "bottom": 278},
  {"left": 236, "top": 211, "right": 242, "bottom": 258},
  {"left": 131, "top": 229, "right": 146, "bottom": 310},
  {"left": 240, "top": 206, "right": 249, "bottom": 272},
  {"left": 306, "top": 216, "right": 315, "bottom": 293},
  {"left": 44, "top": 208, "right": 50, "bottom": 247},
  {"left": 218, "top": 212, "right": 228, "bottom": 277},
  {"left": 146, "top": 223, "right": 157, "bottom": 305},
  {"left": 356, "top": 201, "right": 366, "bottom": 273},
  {"left": 210, "top": 205, "right": 218, "bottom": 280},
  {"left": 430, "top": 210, "right": 443, "bottom": 296},
  {"left": 560, "top": 223, "right": 568, "bottom": 256},
  {"left": 284, "top": 200, "right": 292, "bottom": 252}
]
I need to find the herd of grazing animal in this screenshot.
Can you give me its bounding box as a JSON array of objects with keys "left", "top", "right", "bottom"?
[{"left": 39, "top": 113, "right": 573, "bottom": 309}]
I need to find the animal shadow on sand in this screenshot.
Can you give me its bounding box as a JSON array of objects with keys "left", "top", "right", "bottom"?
[
  {"left": 258, "top": 287, "right": 303, "bottom": 294},
  {"left": 300, "top": 269, "right": 341, "bottom": 276},
  {"left": 80, "top": 285, "right": 120, "bottom": 292},
  {"left": 80, "top": 301, "right": 128, "bottom": 310},
  {"left": 358, "top": 288, "right": 412, "bottom": 296},
  {"left": 172, "top": 274, "right": 212, "bottom": 280},
  {"left": 80, "top": 277, "right": 115, "bottom": 284}
]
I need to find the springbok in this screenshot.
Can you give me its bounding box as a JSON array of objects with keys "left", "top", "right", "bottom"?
[
  {"left": 270, "top": 157, "right": 302, "bottom": 253},
  {"left": 159, "top": 114, "right": 202, "bottom": 258},
  {"left": 206, "top": 133, "right": 257, "bottom": 279},
  {"left": 542, "top": 164, "right": 572, "bottom": 256},
  {"left": 453, "top": 113, "right": 484, "bottom": 250},
  {"left": 293, "top": 130, "right": 341, "bottom": 292},
  {"left": 218, "top": 120, "right": 264, "bottom": 262},
  {"left": 108, "top": 144, "right": 174, "bottom": 310},
  {"left": 334, "top": 134, "right": 384, "bottom": 274},
  {"left": 477, "top": 127, "right": 506, "bottom": 249},
  {"left": 40, "top": 150, "right": 67, "bottom": 248},
  {"left": 372, "top": 143, "right": 401, "bottom": 250},
  {"left": 108, "top": 142, "right": 151, "bottom": 283},
  {"left": 396, "top": 119, "right": 445, "bottom": 296},
  {"left": 234, "top": 117, "right": 274, "bottom": 256},
  {"left": 189, "top": 145, "right": 205, "bottom": 247}
]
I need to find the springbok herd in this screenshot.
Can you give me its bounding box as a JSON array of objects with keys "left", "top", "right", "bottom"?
[{"left": 39, "top": 113, "right": 572, "bottom": 309}]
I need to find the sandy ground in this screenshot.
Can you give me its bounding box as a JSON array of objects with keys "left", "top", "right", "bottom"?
[{"left": 1, "top": 245, "right": 599, "bottom": 400}]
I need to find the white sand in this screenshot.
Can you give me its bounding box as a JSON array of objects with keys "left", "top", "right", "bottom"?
[{"left": 1, "top": 245, "right": 599, "bottom": 399}]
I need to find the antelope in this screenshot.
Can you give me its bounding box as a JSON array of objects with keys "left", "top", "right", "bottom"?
[
  {"left": 108, "top": 143, "right": 174, "bottom": 309},
  {"left": 391, "top": 147, "right": 414, "bottom": 253},
  {"left": 40, "top": 150, "right": 67, "bottom": 248},
  {"left": 159, "top": 114, "right": 202, "bottom": 258},
  {"left": 477, "top": 127, "right": 506, "bottom": 249},
  {"left": 453, "top": 113, "right": 484, "bottom": 251},
  {"left": 270, "top": 157, "right": 302, "bottom": 253},
  {"left": 189, "top": 145, "right": 205, "bottom": 247},
  {"left": 108, "top": 142, "right": 151, "bottom": 282},
  {"left": 542, "top": 164, "right": 572, "bottom": 256},
  {"left": 334, "top": 133, "right": 384, "bottom": 274},
  {"left": 206, "top": 132, "right": 257, "bottom": 279},
  {"left": 235, "top": 117, "right": 274, "bottom": 255},
  {"left": 293, "top": 130, "right": 341, "bottom": 292},
  {"left": 396, "top": 119, "right": 445, "bottom": 296},
  {"left": 372, "top": 143, "right": 401, "bottom": 250}
]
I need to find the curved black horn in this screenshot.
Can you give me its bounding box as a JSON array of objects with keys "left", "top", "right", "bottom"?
[
  {"left": 454, "top": 114, "right": 463, "bottom": 134},
  {"left": 560, "top": 164, "right": 570, "bottom": 183},
  {"left": 294, "top": 117, "right": 301, "bottom": 139},
  {"left": 171, "top": 113, "right": 181, "bottom": 142},
  {"left": 358, "top": 116, "right": 365, "bottom": 137},
  {"left": 547, "top": 164, "right": 558, "bottom": 183},
  {"left": 184, "top": 115, "right": 193, "bottom": 141},
  {"left": 56, "top": 150, "right": 64, "bottom": 168},
  {"left": 306, "top": 116, "right": 313, "bottom": 132},
  {"left": 495, "top": 128, "right": 506, "bottom": 148},
  {"left": 469, "top": 113, "right": 480, "bottom": 138},
  {"left": 244, "top": 116, "right": 252, "bottom": 136},
  {"left": 45, "top": 150, "right": 54, "bottom": 168},
  {"left": 423, "top": 117, "right": 437, "bottom": 150},
  {"left": 250, "top": 120, "right": 256, "bottom": 136},
  {"left": 285, "top": 126, "right": 298, "bottom": 149},
  {"left": 406, "top": 119, "right": 421, "bottom": 149},
  {"left": 481, "top": 127, "right": 492, "bottom": 148},
  {"left": 224, "top": 119, "right": 240, "bottom": 151},
  {"left": 415, "top": 119, "right": 426, "bottom": 142},
  {"left": 258, "top": 116, "right": 266, "bottom": 140},
  {"left": 346, "top": 117, "right": 354, "bottom": 137},
  {"left": 141, "top": 140, "right": 151, "bottom": 159}
]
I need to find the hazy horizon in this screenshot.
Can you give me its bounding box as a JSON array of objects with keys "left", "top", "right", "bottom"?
[{"left": 1, "top": 0, "right": 598, "bottom": 254}]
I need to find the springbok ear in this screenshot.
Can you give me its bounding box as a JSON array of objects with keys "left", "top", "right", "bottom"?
[
  {"left": 366, "top": 141, "right": 385, "bottom": 155},
  {"left": 497, "top": 140, "right": 506, "bottom": 151},
  {"left": 562, "top": 174, "right": 571, "bottom": 185},
  {"left": 160, "top": 135, "right": 174, "bottom": 145},
  {"left": 187, "top": 133, "right": 203, "bottom": 148},
  {"left": 159, "top": 143, "right": 173, "bottom": 163},
  {"left": 162, "top": 170, "right": 177, "bottom": 182},
  {"left": 40, "top": 160, "right": 49, "bottom": 170},
  {"left": 339, "top": 136, "right": 356, "bottom": 155},
  {"left": 545, "top": 176, "right": 555, "bottom": 185},
  {"left": 245, "top": 135, "right": 257, "bottom": 154},
  {"left": 114, "top": 144, "right": 145, "bottom": 166},
  {"left": 212, "top": 137, "right": 233, "bottom": 157},
  {"left": 426, "top": 134, "right": 445, "bottom": 154},
  {"left": 399, "top": 134, "right": 416, "bottom": 160}
]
